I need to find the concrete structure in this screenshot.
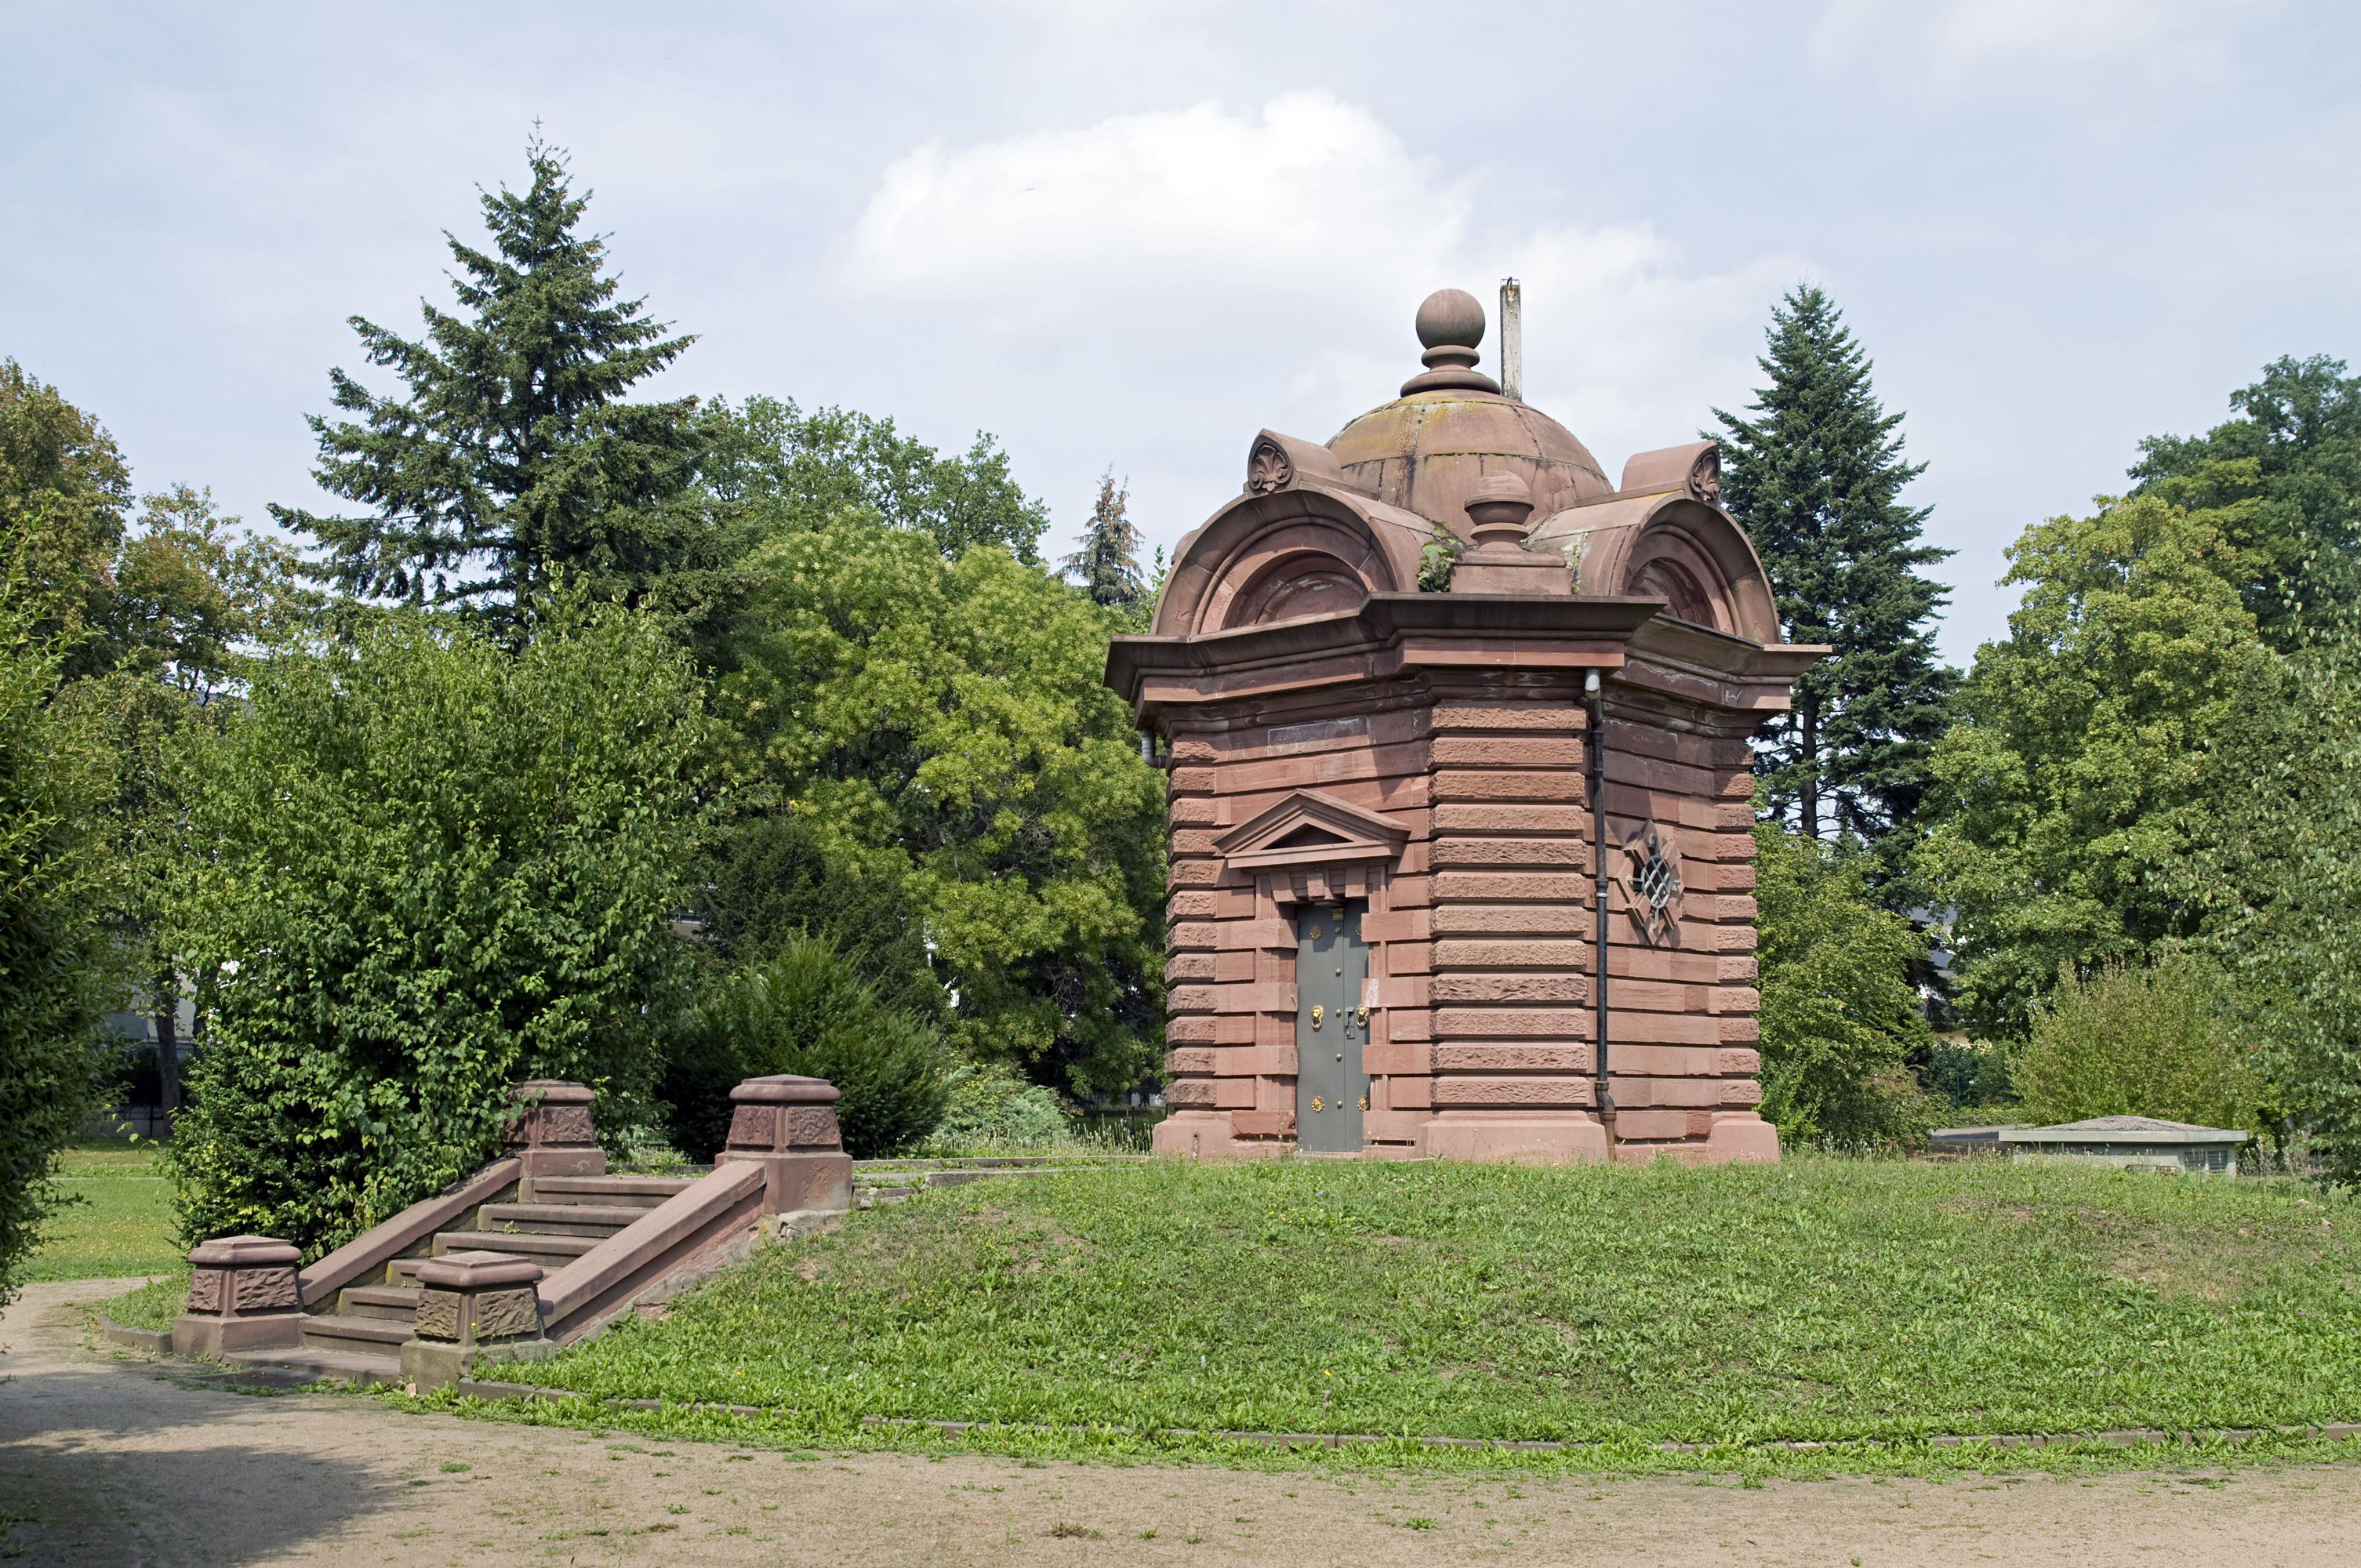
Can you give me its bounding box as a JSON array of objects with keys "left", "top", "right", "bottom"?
[
  {"left": 1109, "top": 288, "right": 1824, "bottom": 1165},
  {"left": 2000, "top": 1116, "right": 2251, "bottom": 1177}
]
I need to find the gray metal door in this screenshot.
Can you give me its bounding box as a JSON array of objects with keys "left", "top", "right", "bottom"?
[{"left": 1295, "top": 901, "right": 1369, "bottom": 1152}]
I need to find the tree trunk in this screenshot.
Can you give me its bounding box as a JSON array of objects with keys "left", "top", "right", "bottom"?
[
  {"left": 153, "top": 968, "right": 179, "bottom": 1123},
  {"left": 1799, "top": 699, "right": 1821, "bottom": 841}
]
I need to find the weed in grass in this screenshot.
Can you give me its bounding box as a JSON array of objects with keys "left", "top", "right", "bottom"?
[
  {"left": 1183, "top": 1531, "right": 1203, "bottom": 1544},
  {"left": 1139, "top": 1529, "right": 1158, "bottom": 1539},
  {"left": 1404, "top": 1516, "right": 1437, "bottom": 1529},
  {"left": 439, "top": 1462, "right": 469, "bottom": 1473}
]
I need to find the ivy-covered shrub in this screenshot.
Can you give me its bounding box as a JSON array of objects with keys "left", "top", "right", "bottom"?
[
  {"left": 932, "top": 1062, "right": 1071, "bottom": 1147},
  {"left": 661, "top": 935, "right": 950, "bottom": 1161},
  {"left": 165, "top": 603, "right": 707, "bottom": 1257}
]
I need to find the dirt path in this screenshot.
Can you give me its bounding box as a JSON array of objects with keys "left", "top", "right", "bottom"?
[{"left": 5, "top": 1278, "right": 2359, "bottom": 1566}]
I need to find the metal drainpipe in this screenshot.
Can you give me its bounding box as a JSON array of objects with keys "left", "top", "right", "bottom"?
[{"left": 1584, "top": 670, "right": 1617, "bottom": 1146}]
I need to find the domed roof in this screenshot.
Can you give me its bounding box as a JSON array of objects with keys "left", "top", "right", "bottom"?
[{"left": 1327, "top": 289, "right": 1614, "bottom": 534}]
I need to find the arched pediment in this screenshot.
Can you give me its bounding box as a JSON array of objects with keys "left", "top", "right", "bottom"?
[
  {"left": 1527, "top": 492, "right": 1780, "bottom": 644},
  {"left": 1151, "top": 480, "right": 1429, "bottom": 638}
]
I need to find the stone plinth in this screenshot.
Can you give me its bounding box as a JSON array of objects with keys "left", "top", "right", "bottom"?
[
  {"left": 504, "top": 1080, "right": 604, "bottom": 1180},
  {"left": 715, "top": 1075, "right": 854, "bottom": 1212},
  {"left": 401, "top": 1250, "right": 552, "bottom": 1389},
  {"left": 173, "top": 1236, "right": 303, "bottom": 1359}
]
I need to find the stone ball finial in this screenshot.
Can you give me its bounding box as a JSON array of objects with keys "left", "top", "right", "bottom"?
[
  {"left": 1462, "top": 470, "right": 1536, "bottom": 545},
  {"left": 1401, "top": 289, "right": 1501, "bottom": 396},
  {"left": 1415, "top": 289, "right": 1486, "bottom": 352}
]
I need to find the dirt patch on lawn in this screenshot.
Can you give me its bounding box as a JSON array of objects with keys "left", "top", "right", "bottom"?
[{"left": 6, "top": 1279, "right": 2361, "bottom": 1566}]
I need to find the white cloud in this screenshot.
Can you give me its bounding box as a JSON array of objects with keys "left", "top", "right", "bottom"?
[{"left": 837, "top": 92, "right": 1810, "bottom": 547}]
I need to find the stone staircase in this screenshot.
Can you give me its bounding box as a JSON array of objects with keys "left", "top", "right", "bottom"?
[{"left": 249, "top": 1173, "right": 698, "bottom": 1386}]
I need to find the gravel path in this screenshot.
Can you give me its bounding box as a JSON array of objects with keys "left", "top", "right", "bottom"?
[{"left": 5, "top": 1277, "right": 2359, "bottom": 1566}]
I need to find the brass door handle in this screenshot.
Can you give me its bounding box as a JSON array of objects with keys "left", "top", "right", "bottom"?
[{"left": 1356, "top": 1004, "right": 1369, "bottom": 1026}]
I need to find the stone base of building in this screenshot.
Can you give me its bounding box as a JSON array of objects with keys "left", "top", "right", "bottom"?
[
  {"left": 1418, "top": 1113, "right": 1611, "bottom": 1164},
  {"left": 1149, "top": 1108, "right": 1780, "bottom": 1166}
]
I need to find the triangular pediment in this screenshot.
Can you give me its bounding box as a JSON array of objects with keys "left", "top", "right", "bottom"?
[{"left": 1212, "top": 788, "right": 1409, "bottom": 871}]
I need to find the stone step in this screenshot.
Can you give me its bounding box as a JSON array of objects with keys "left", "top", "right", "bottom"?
[
  {"left": 223, "top": 1345, "right": 404, "bottom": 1387},
  {"left": 853, "top": 1167, "right": 1084, "bottom": 1190},
  {"left": 475, "top": 1202, "right": 645, "bottom": 1237},
  {"left": 301, "top": 1313, "right": 414, "bottom": 1354},
  {"left": 430, "top": 1229, "right": 597, "bottom": 1261},
  {"left": 338, "top": 1284, "right": 422, "bottom": 1322},
  {"left": 530, "top": 1174, "right": 694, "bottom": 1209},
  {"left": 856, "top": 1188, "right": 917, "bottom": 1208}
]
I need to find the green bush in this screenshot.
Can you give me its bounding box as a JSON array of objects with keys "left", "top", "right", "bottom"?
[
  {"left": 164, "top": 602, "right": 708, "bottom": 1257},
  {"left": 1752, "top": 823, "right": 1937, "bottom": 1149},
  {"left": 662, "top": 935, "right": 950, "bottom": 1161},
  {"left": 0, "top": 606, "right": 114, "bottom": 1301},
  {"left": 2010, "top": 955, "right": 2258, "bottom": 1130},
  {"left": 932, "top": 1063, "right": 1072, "bottom": 1147}
]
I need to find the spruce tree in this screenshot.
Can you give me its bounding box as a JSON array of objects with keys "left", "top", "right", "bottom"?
[
  {"left": 273, "top": 141, "right": 702, "bottom": 622},
  {"left": 1713, "top": 285, "right": 1956, "bottom": 849},
  {"left": 1060, "top": 470, "right": 1144, "bottom": 611}
]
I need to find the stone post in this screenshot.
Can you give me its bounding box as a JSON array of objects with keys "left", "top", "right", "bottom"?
[
  {"left": 714, "top": 1075, "right": 853, "bottom": 1214},
  {"left": 173, "top": 1236, "right": 304, "bottom": 1359},
  {"left": 504, "top": 1080, "right": 603, "bottom": 1185},
  {"left": 399, "top": 1250, "right": 552, "bottom": 1391}
]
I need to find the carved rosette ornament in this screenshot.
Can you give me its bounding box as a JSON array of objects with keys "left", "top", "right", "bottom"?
[
  {"left": 1615, "top": 821, "right": 1686, "bottom": 946},
  {"left": 1244, "top": 437, "right": 1294, "bottom": 495},
  {"left": 1687, "top": 447, "right": 1722, "bottom": 506}
]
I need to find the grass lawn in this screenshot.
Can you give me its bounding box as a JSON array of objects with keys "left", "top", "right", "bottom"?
[
  {"left": 495, "top": 1155, "right": 2361, "bottom": 1452},
  {"left": 21, "top": 1138, "right": 183, "bottom": 1287}
]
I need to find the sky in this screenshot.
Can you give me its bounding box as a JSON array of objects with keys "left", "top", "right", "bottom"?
[{"left": 5, "top": 0, "right": 2357, "bottom": 663}]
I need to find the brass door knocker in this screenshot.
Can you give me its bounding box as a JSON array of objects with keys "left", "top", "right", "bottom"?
[{"left": 1310, "top": 1004, "right": 1324, "bottom": 1030}]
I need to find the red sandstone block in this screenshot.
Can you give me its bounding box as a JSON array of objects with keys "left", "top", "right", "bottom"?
[
  {"left": 1429, "top": 736, "right": 1586, "bottom": 768},
  {"left": 1713, "top": 926, "right": 1760, "bottom": 953},
  {"left": 1166, "top": 921, "right": 1215, "bottom": 953},
  {"left": 1433, "top": 769, "right": 1576, "bottom": 802},
  {"left": 1211, "top": 1046, "right": 1259, "bottom": 1075},
  {"left": 1720, "top": 1080, "right": 1763, "bottom": 1107},
  {"left": 1171, "top": 768, "right": 1218, "bottom": 793},
  {"left": 1217, "top": 887, "right": 1255, "bottom": 918},
  {"left": 1717, "top": 956, "right": 1760, "bottom": 983},
  {"left": 1711, "top": 802, "right": 1754, "bottom": 830},
  {"left": 1432, "top": 1044, "right": 1593, "bottom": 1073},
  {"left": 1211, "top": 740, "right": 1429, "bottom": 798},
  {"left": 1436, "top": 1008, "right": 1593, "bottom": 1038},
  {"left": 1603, "top": 978, "right": 1693, "bottom": 1014},
  {"left": 1433, "top": 1076, "right": 1593, "bottom": 1109},
  {"left": 1230, "top": 1110, "right": 1290, "bottom": 1137},
  {"left": 1167, "top": 1080, "right": 1217, "bottom": 1108},
  {"left": 1214, "top": 1078, "right": 1257, "bottom": 1109},
  {"left": 1168, "top": 891, "right": 1216, "bottom": 920},
  {"left": 1375, "top": 976, "right": 1430, "bottom": 1009},
  {"left": 1362, "top": 1108, "right": 1428, "bottom": 1141},
  {"left": 1687, "top": 1111, "right": 1718, "bottom": 1138},
  {"left": 1166, "top": 953, "right": 1216, "bottom": 983},
  {"left": 1385, "top": 1077, "right": 1433, "bottom": 1109},
  {"left": 1213, "top": 918, "right": 1295, "bottom": 950},
  {"left": 1167, "top": 1016, "right": 1215, "bottom": 1044},
  {"left": 1694, "top": 895, "right": 1759, "bottom": 923},
  {"left": 1169, "top": 796, "right": 1219, "bottom": 825},
  {"left": 1719, "top": 1017, "right": 1761, "bottom": 1043},
  {"left": 1360, "top": 909, "right": 1431, "bottom": 942},
  {"left": 1429, "top": 700, "right": 1582, "bottom": 731},
  {"left": 1607, "top": 948, "right": 1724, "bottom": 985},
  {"left": 1430, "top": 974, "right": 1588, "bottom": 1004},
  {"left": 1711, "top": 769, "right": 1754, "bottom": 799},
  {"left": 1709, "top": 985, "right": 1762, "bottom": 1015},
  {"left": 1384, "top": 943, "right": 1432, "bottom": 977},
  {"left": 1215, "top": 981, "right": 1297, "bottom": 1013},
  {"left": 1214, "top": 950, "right": 1253, "bottom": 982},
  {"left": 1607, "top": 1044, "right": 1719, "bottom": 1076},
  {"left": 1386, "top": 873, "right": 1433, "bottom": 909},
  {"left": 1259, "top": 1078, "right": 1296, "bottom": 1111},
  {"left": 1169, "top": 985, "right": 1218, "bottom": 1014},
  {"left": 1433, "top": 938, "right": 1588, "bottom": 970},
  {"left": 1429, "top": 837, "right": 1588, "bottom": 868},
  {"left": 1251, "top": 1044, "right": 1298, "bottom": 1074},
  {"left": 1432, "top": 871, "right": 1585, "bottom": 902},
  {"left": 1602, "top": 1012, "right": 1718, "bottom": 1046},
  {"left": 1431, "top": 906, "right": 1590, "bottom": 937},
  {"left": 1388, "top": 1011, "right": 1431, "bottom": 1041},
  {"left": 1165, "top": 1047, "right": 1217, "bottom": 1075},
  {"left": 1710, "top": 863, "right": 1759, "bottom": 892},
  {"left": 1718, "top": 1048, "right": 1762, "bottom": 1075},
  {"left": 1217, "top": 1013, "right": 1257, "bottom": 1044},
  {"left": 1168, "top": 858, "right": 1220, "bottom": 889},
  {"left": 1363, "top": 1040, "right": 1430, "bottom": 1075},
  {"left": 1171, "top": 828, "right": 1222, "bottom": 857},
  {"left": 1609, "top": 1109, "right": 1690, "bottom": 1140},
  {"left": 1611, "top": 1076, "right": 1726, "bottom": 1109},
  {"left": 1432, "top": 806, "right": 1591, "bottom": 837}
]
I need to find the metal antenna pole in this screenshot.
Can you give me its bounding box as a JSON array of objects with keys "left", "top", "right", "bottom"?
[{"left": 1585, "top": 668, "right": 1615, "bottom": 1145}]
